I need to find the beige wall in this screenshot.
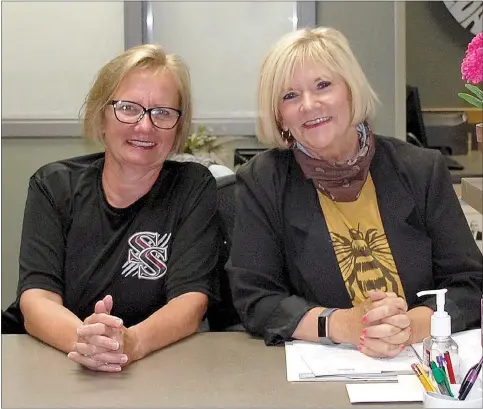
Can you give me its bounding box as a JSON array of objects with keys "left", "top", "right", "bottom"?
[{"left": 406, "top": 1, "right": 473, "bottom": 108}]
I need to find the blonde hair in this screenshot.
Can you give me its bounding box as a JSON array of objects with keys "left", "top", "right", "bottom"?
[
  {"left": 257, "top": 27, "right": 379, "bottom": 148},
  {"left": 82, "top": 44, "right": 192, "bottom": 153}
]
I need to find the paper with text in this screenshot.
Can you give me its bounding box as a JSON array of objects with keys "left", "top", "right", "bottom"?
[{"left": 292, "top": 340, "right": 417, "bottom": 377}]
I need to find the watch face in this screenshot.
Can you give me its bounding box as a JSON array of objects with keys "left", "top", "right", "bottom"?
[
  {"left": 444, "top": 1, "right": 483, "bottom": 35},
  {"left": 318, "top": 315, "right": 327, "bottom": 338}
]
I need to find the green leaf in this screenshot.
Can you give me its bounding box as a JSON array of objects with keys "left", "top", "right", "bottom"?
[
  {"left": 465, "top": 84, "right": 483, "bottom": 101},
  {"left": 458, "top": 93, "right": 483, "bottom": 108}
]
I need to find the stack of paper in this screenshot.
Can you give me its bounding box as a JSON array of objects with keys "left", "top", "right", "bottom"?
[
  {"left": 346, "top": 375, "right": 424, "bottom": 403},
  {"left": 285, "top": 340, "right": 417, "bottom": 382}
]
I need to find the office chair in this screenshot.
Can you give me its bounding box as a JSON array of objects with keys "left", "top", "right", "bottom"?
[
  {"left": 206, "top": 174, "right": 243, "bottom": 331},
  {"left": 2, "top": 304, "right": 25, "bottom": 334}
]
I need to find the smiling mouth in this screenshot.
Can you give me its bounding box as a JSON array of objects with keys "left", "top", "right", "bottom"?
[
  {"left": 127, "top": 140, "right": 157, "bottom": 148},
  {"left": 303, "top": 117, "right": 331, "bottom": 127}
]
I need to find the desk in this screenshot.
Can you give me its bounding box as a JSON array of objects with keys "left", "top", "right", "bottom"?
[
  {"left": 461, "top": 178, "right": 483, "bottom": 214},
  {"left": 450, "top": 150, "right": 483, "bottom": 183},
  {"left": 1, "top": 333, "right": 420, "bottom": 409}
]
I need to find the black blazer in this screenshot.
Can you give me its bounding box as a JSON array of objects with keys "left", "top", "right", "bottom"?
[{"left": 226, "top": 136, "right": 483, "bottom": 345}]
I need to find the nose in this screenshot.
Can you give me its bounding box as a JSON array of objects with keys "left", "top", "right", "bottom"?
[
  {"left": 134, "top": 112, "right": 155, "bottom": 131},
  {"left": 300, "top": 92, "right": 319, "bottom": 112}
]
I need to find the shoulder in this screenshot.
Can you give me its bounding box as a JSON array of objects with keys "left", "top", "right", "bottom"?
[
  {"left": 30, "top": 152, "right": 105, "bottom": 194},
  {"left": 237, "top": 148, "right": 292, "bottom": 186},
  {"left": 239, "top": 148, "right": 291, "bottom": 172},
  {"left": 163, "top": 160, "right": 216, "bottom": 191},
  {"left": 374, "top": 135, "right": 441, "bottom": 180}
]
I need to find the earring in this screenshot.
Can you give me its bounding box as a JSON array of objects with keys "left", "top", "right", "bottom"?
[{"left": 281, "top": 129, "right": 295, "bottom": 148}]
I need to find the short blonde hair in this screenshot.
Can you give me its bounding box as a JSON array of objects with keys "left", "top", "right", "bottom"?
[
  {"left": 82, "top": 44, "right": 192, "bottom": 153},
  {"left": 257, "top": 27, "right": 379, "bottom": 148}
]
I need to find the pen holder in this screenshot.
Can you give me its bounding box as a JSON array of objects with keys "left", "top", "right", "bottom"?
[{"left": 423, "top": 384, "right": 483, "bottom": 408}]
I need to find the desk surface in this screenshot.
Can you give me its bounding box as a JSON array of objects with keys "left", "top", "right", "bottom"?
[
  {"left": 1, "top": 333, "right": 420, "bottom": 409},
  {"left": 461, "top": 177, "right": 483, "bottom": 214}
]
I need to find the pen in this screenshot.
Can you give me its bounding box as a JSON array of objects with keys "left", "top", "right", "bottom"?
[
  {"left": 418, "top": 363, "right": 439, "bottom": 393},
  {"left": 430, "top": 361, "right": 454, "bottom": 398},
  {"left": 436, "top": 355, "right": 452, "bottom": 388},
  {"left": 436, "top": 355, "right": 446, "bottom": 375},
  {"left": 411, "top": 363, "right": 438, "bottom": 393},
  {"left": 444, "top": 351, "right": 456, "bottom": 384},
  {"left": 458, "top": 356, "right": 483, "bottom": 401}
]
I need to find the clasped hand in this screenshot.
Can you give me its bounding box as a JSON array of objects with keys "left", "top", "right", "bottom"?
[
  {"left": 67, "top": 295, "right": 132, "bottom": 372},
  {"left": 355, "top": 290, "right": 412, "bottom": 358}
]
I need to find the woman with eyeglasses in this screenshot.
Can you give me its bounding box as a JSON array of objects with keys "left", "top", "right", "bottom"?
[{"left": 7, "top": 45, "right": 220, "bottom": 372}]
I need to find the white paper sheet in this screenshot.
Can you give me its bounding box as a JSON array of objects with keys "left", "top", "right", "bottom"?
[
  {"left": 346, "top": 375, "right": 424, "bottom": 403},
  {"left": 285, "top": 341, "right": 398, "bottom": 382},
  {"left": 291, "top": 340, "right": 416, "bottom": 377}
]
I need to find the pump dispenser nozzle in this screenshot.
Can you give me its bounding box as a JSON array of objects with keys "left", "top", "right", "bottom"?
[{"left": 417, "top": 289, "right": 450, "bottom": 337}]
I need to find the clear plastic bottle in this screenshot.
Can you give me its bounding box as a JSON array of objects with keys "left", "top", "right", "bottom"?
[{"left": 417, "top": 289, "right": 460, "bottom": 382}]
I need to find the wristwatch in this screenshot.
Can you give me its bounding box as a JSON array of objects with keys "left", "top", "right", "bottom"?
[{"left": 318, "top": 308, "right": 339, "bottom": 345}]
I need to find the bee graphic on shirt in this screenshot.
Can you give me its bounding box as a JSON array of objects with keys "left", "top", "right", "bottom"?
[{"left": 330, "top": 225, "right": 403, "bottom": 303}]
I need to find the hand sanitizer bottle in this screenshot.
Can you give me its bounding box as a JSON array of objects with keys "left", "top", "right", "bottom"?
[{"left": 416, "top": 289, "right": 460, "bottom": 381}]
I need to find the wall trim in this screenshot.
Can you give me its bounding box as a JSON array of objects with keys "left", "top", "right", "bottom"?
[
  {"left": 2, "top": 119, "right": 83, "bottom": 139},
  {"left": 1, "top": 118, "right": 256, "bottom": 139},
  {"left": 124, "top": 1, "right": 144, "bottom": 49},
  {"left": 297, "top": 1, "right": 316, "bottom": 28}
]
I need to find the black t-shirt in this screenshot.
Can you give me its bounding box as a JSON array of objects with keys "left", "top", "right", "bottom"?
[{"left": 17, "top": 152, "right": 220, "bottom": 327}]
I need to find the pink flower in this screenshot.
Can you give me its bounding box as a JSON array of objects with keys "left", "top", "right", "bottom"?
[
  {"left": 466, "top": 32, "right": 483, "bottom": 54},
  {"left": 461, "top": 47, "right": 483, "bottom": 84},
  {"left": 459, "top": 33, "right": 483, "bottom": 108}
]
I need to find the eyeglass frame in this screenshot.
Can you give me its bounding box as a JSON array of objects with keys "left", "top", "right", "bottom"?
[{"left": 109, "top": 100, "right": 182, "bottom": 130}]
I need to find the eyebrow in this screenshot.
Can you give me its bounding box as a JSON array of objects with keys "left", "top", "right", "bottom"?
[{"left": 282, "top": 77, "right": 329, "bottom": 91}]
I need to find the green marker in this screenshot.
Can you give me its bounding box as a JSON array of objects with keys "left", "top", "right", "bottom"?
[{"left": 430, "top": 361, "right": 454, "bottom": 398}]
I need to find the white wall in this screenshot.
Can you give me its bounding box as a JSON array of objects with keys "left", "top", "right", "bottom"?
[
  {"left": 2, "top": 1, "right": 125, "bottom": 120},
  {"left": 150, "top": 1, "right": 299, "bottom": 136},
  {"left": 152, "top": 2, "right": 296, "bottom": 122}
]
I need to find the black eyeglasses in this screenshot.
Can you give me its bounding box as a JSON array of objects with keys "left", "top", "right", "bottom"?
[{"left": 110, "top": 100, "right": 182, "bottom": 130}]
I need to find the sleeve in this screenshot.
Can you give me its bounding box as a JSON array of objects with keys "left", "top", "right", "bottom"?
[
  {"left": 226, "top": 160, "right": 319, "bottom": 345},
  {"left": 165, "top": 169, "right": 220, "bottom": 304},
  {"left": 17, "top": 176, "right": 66, "bottom": 298},
  {"left": 418, "top": 154, "right": 483, "bottom": 331}
]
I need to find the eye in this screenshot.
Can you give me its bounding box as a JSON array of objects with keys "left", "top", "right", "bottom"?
[
  {"left": 119, "top": 103, "right": 134, "bottom": 111},
  {"left": 282, "top": 91, "right": 298, "bottom": 101},
  {"left": 115, "top": 101, "right": 142, "bottom": 116},
  {"left": 317, "top": 81, "right": 331, "bottom": 90},
  {"left": 152, "top": 108, "right": 173, "bottom": 117}
]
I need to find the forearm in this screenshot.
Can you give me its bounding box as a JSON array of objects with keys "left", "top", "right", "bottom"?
[
  {"left": 292, "top": 307, "right": 325, "bottom": 342},
  {"left": 130, "top": 292, "right": 208, "bottom": 361},
  {"left": 406, "top": 306, "right": 433, "bottom": 344},
  {"left": 292, "top": 307, "right": 360, "bottom": 345},
  {"left": 20, "top": 290, "right": 82, "bottom": 353}
]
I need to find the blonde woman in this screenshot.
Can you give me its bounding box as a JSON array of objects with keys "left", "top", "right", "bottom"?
[
  {"left": 11, "top": 45, "right": 219, "bottom": 371},
  {"left": 227, "top": 27, "right": 482, "bottom": 358}
]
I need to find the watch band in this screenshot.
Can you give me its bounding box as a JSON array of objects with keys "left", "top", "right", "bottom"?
[{"left": 318, "top": 308, "right": 339, "bottom": 345}]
